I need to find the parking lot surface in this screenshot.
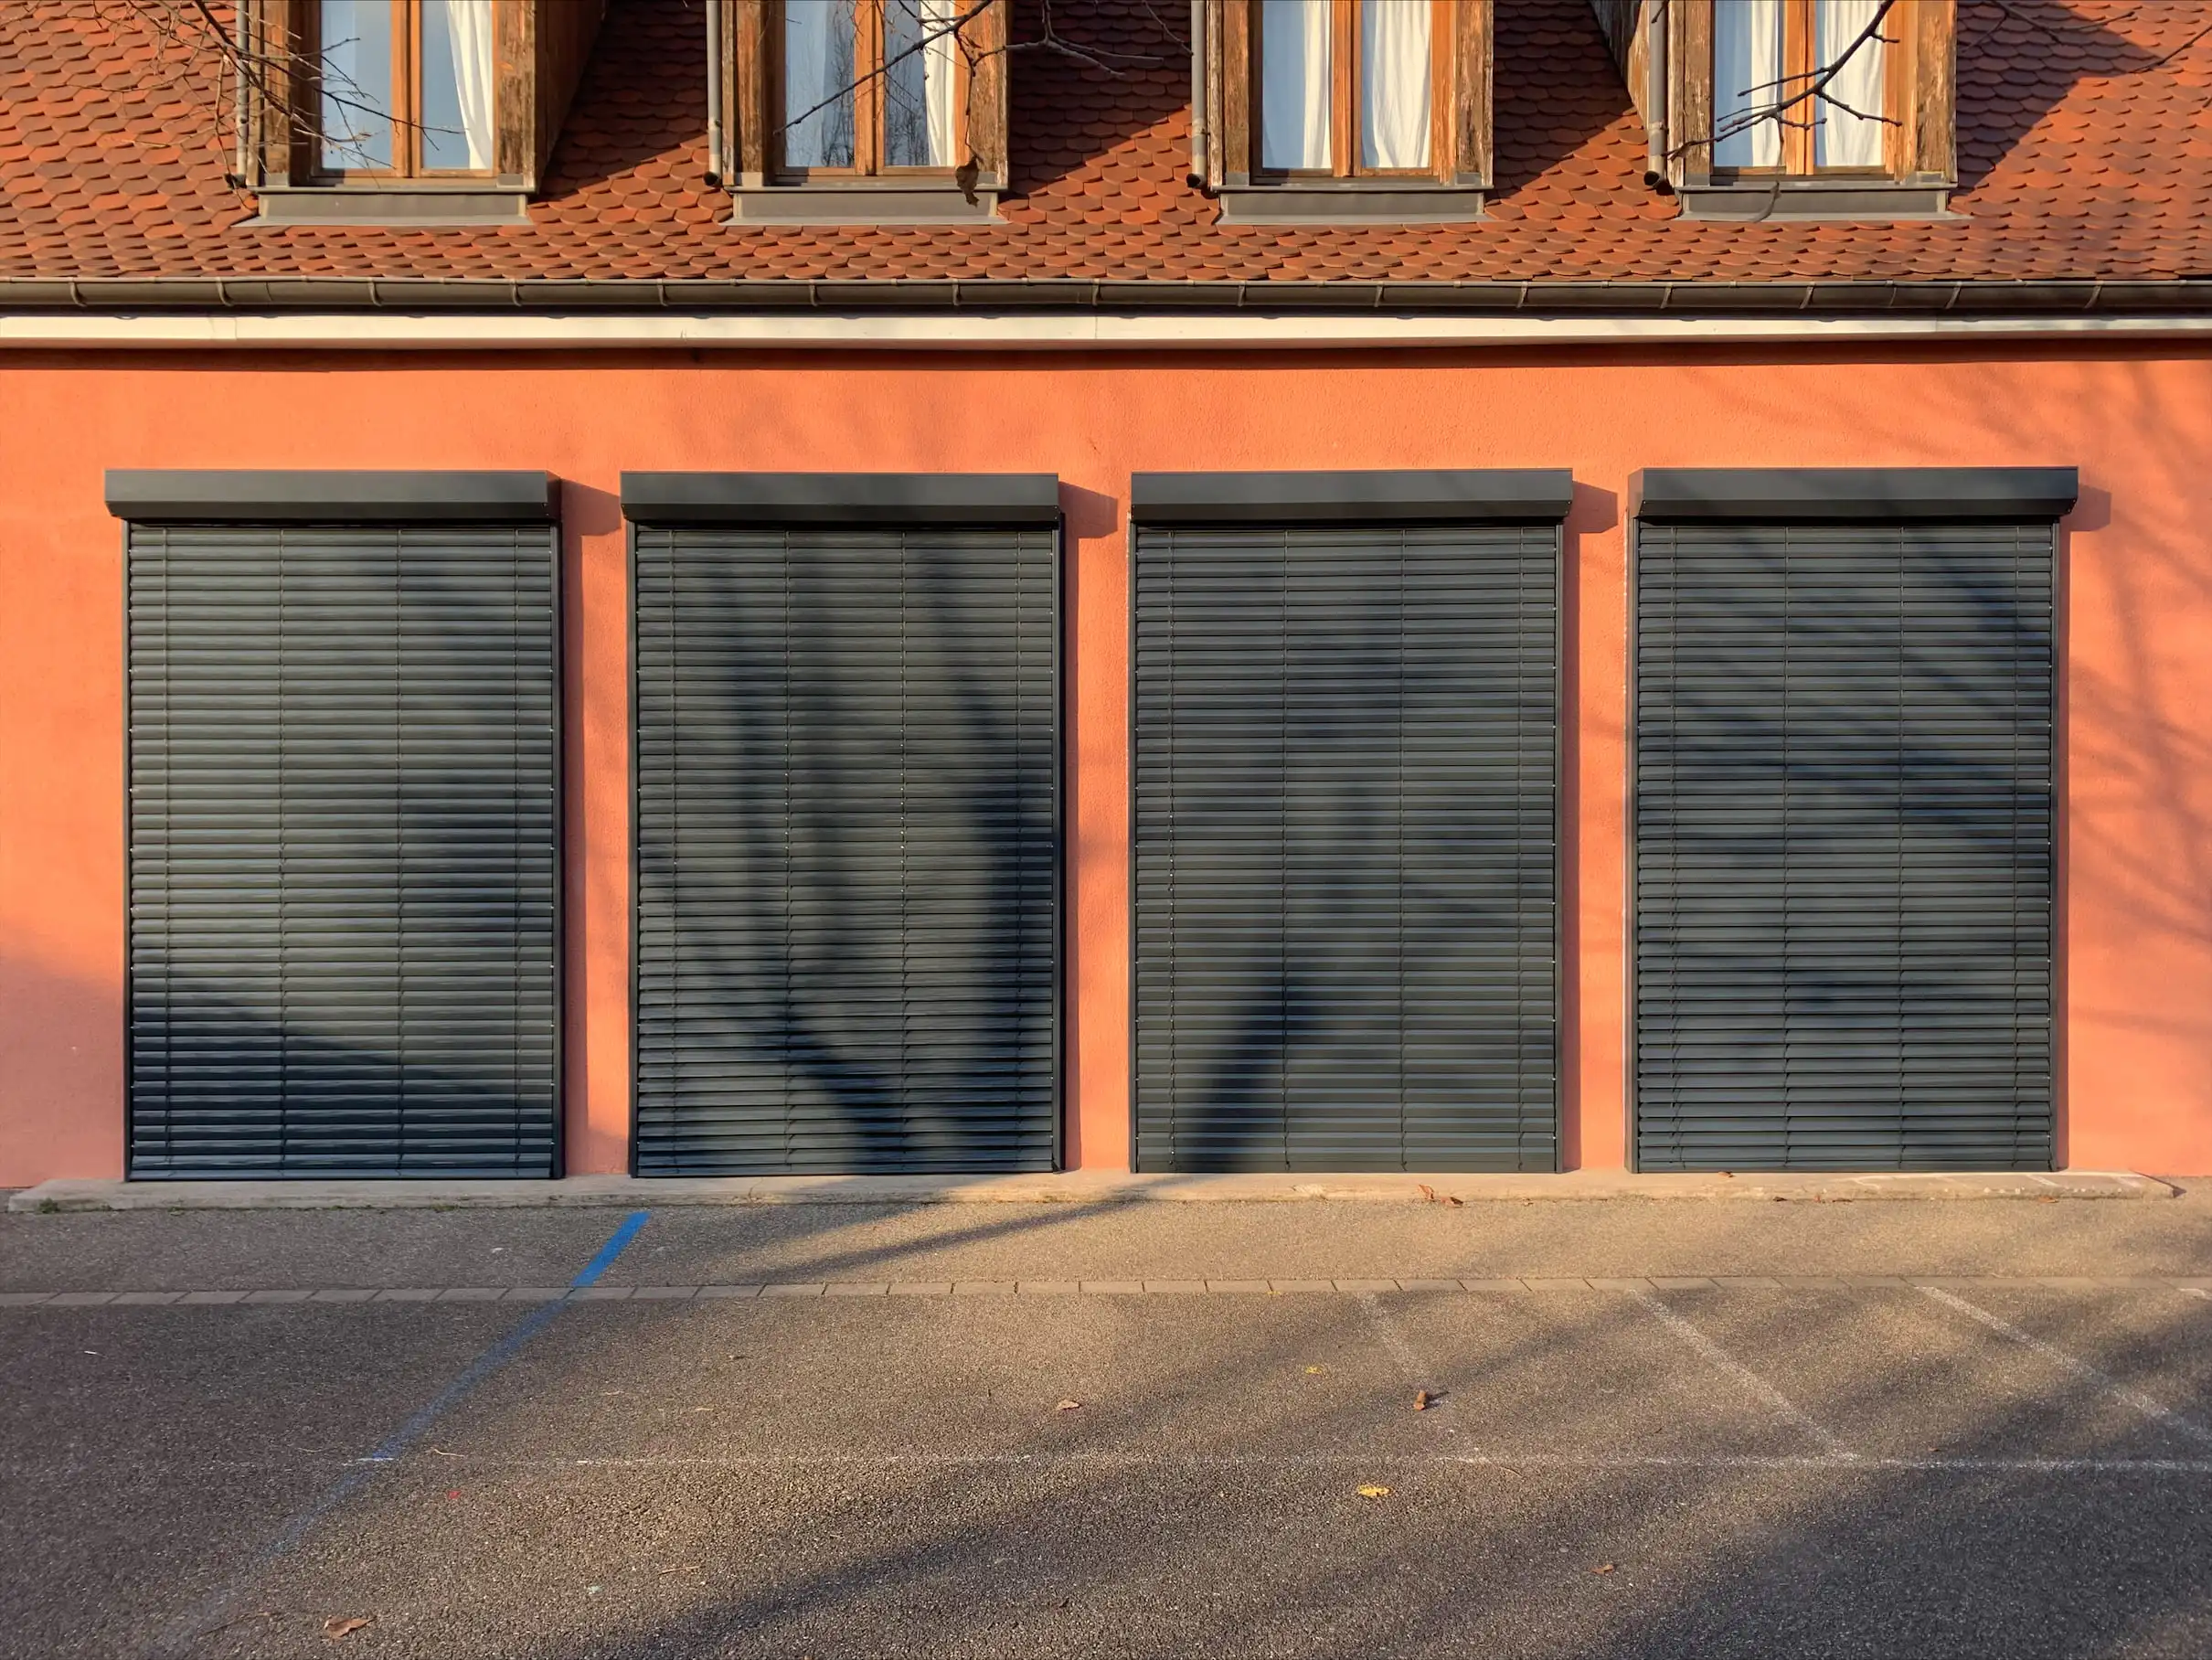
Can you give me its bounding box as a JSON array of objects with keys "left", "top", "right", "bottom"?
[{"left": 5, "top": 1192, "right": 2211, "bottom": 1658}]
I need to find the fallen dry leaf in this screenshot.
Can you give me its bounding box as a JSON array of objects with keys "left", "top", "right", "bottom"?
[
  {"left": 1304, "top": 1366, "right": 1327, "bottom": 1375},
  {"left": 1592, "top": 1564, "right": 1616, "bottom": 1575},
  {"left": 323, "top": 1615, "right": 373, "bottom": 1639},
  {"left": 1056, "top": 1399, "right": 1081, "bottom": 1412},
  {"left": 1356, "top": 1484, "right": 1391, "bottom": 1500},
  {"left": 1413, "top": 1390, "right": 1434, "bottom": 1411},
  {"left": 1415, "top": 1184, "right": 1465, "bottom": 1208}
]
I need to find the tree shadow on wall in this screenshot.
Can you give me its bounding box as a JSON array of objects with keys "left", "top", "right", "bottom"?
[
  {"left": 632, "top": 521, "right": 1058, "bottom": 1176},
  {"left": 126, "top": 523, "right": 558, "bottom": 1180}
]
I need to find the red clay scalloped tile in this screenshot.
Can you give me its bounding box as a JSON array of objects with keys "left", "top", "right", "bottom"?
[{"left": 2, "top": 0, "right": 2207, "bottom": 284}]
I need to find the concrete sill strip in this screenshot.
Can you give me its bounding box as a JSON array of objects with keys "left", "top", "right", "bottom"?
[{"left": 5, "top": 1170, "right": 2176, "bottom": 1212}]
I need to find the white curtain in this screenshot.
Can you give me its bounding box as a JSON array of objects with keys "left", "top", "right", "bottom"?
[
  {"left": 1815, "top": 0, "right": 1887, "bottom": 167},
  {"left": 1260, "top": 0, "right": 1331, "bottom": 171},
  {"left": 784, "top": 0, "right": 856, "bottom": 169},
  {"left": 886, "top": 0, "right": 959, "bottom": 168},
  {"left": 421, "top": 0, "right": 495, "bottom": 171},
  {"left": 318, "top": 0, "right": 393, "bottom": 170},
  {"left": 1712, "top": 0, "right": 1782, "bottom": 169},
  {"left": 1360, "top": 0, "right": 1430, "bottom": 170}
]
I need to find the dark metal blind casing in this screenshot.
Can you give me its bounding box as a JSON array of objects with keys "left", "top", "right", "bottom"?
[
  {"left": 632, "top": 523, "right": 1059, "bottom": 1176},
  {"left": 1133, "top": 521, "right": 1559, "bottom": 1172},
  {"left": 1633, "top": 520, "right": 2056, "bottom": 1171},
  {"left": 126, "top": 522, "right": 559, "bottom": 1177}
]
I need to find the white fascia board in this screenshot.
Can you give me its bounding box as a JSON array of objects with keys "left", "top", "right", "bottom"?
[{"left": 5, "top": 312, "right": 2212, "bottom": 349}]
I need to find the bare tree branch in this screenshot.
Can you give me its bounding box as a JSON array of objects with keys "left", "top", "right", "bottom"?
[
  {"left": 1677, "top": 0, "right": 1898, "bottom": 165},
  {"left": 103, "top": 0, "right": 485, "bottom": 181}
]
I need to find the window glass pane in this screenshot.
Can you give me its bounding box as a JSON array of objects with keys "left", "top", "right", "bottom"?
[
  {"left": 884, "top": 0, "right": 959, "bottom": 167},
  {"left": 1359, "top": 0, "right": 1430, "bottom": 170},
  {"left": 784, "top": 0, "right": 857, "bottom": 169},
  {"left": 1712, "top": 0, "right": 1782, "bottom": 169},
  {"left": 1814, "top": 0, "right": 1887, "bottom": 167},
  {"left": 421, "top": 0, "right": 496, "bottom": 170},
  {"left": 1260, "top": 0, "right": 1331, "bottom": 171},
  {"left": 320, "top": 0, "right": 393, "bottom": 171}
]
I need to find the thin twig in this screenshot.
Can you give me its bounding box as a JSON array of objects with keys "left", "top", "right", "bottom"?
[{"left": 1684, "top": 0, "right": 1899, "bottom": 161}]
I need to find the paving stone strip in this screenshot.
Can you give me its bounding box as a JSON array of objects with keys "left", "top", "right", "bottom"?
[{"left": 5, "top": 1275, "right": 2212, "bottom": 1306}]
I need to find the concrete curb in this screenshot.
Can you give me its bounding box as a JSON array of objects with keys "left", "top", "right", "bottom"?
[
  {"left": 4, "top": 1169, "right": 2182, "bottom": 1212},
  {"left": 6, "top": 1274, "right": 2212, "bottom": 1304}
]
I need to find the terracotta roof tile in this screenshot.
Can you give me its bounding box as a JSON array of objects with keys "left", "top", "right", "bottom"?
[{"left": 3, "top": 0, "right": 2209, "bottom": 286}]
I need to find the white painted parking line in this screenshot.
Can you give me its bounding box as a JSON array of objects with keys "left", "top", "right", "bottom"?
[
  {"left": 12, "top": 1448, "right": 2212, "bottom": 1481},
  {"left": 1629, "top": 1288, "right": 1854, "bottom": 1456},
  {"left": 503, "top": 1451, "right": 2212, "bottom": 1477},
  {"left": 1919, "top": 1284, "right": 2212, "bottom": 1448}
]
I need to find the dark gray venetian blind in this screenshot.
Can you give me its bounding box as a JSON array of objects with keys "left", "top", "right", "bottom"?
[
  {"left": 1633, "top": 519, "right": 2056, "bottom": 1171},
  {"left": 126, "top": 521, "right": 559, "bottom": 1177},
  {"left": 631, "top": 522, "right": 1058, "bottom": 1175},
  {"left": 1132, "top": 521, "right": 1559, "bottom": 1172}
]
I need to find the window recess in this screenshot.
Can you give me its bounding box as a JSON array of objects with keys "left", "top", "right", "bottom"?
[
  {"left": 717, "top": 0, "right": 1011, "bottom": 223},
  {"left": 239, "top": 0, "right": 606, "bottom": 224},
  {"left": 1590, "top": 0, "right": 1955, "bottom": 218},
  {"left": 1196, "top": 0, "right": 1491, "bottom": 223}
]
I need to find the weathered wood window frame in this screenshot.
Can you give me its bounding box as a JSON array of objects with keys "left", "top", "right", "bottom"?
[
  {"left": 1196, "top": 0, "right": 1490, "bottom": 221},
  {"left": 304, "top": 0, "right": 498, "bottom": 180},
  {"left": 239, "top": 0, "right": 605, "bottom": 217},
  {"left": 717, "top": 0, "right": 1010, "bottom": 221},
  {"left": 1593, "top": 0, "right": 1953, "bottom": 212}
]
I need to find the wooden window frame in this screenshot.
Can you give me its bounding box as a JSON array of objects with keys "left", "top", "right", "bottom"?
[
  {"left": 1663, "top": 0, "right": 1954, "bottom": 192},
  {"left": 770, "top": 0, "right": 973, "bottom": 183},
  {"left": 1200, "top": 0, "right": 1490, "bottom": 195},
  {"left": 724, "top": 0, "right": 1010, "bottom": 195},
  {"left": 304, "top": 0, "right": 502, "bottom": 182},
  {"left": 244, "top": 0, "right": 604, "bottom": 197},
  {"left": 1250, "top": 0, "right": 1453, "bottom": 184},
  {"left": 1708, "top": 0, "right": 1899, "bottom": 180}
]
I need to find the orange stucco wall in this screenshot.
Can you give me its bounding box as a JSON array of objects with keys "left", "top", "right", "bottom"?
[{"left": 4, "top": 344, "right": 2209, "bottom": 1184}]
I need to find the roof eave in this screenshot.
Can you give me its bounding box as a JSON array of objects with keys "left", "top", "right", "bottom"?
[{"left": 5, "top": 276, "right": 2212, "bottom": 320}]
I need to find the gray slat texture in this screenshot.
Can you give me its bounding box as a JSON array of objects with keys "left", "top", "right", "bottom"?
[
  {"left": 633, "top": 525, "right": 1058, "bottom": 1175},
  {"left": 1133, "top": 524, "right": 1558, "bottom": 1173},
  {"left": 1633, "top": 521, "right": 2056, "bottom": 1171},
  {"left": 127, "top": 523, "right": 559, "bottom": 1177}
]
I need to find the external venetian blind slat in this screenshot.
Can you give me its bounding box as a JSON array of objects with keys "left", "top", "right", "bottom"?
[
  {"left": 632, "top": 526, "right": 1058, "bottom": 1176},
  {"left": 127, "top": 524, "right": 559, "bottom": 1177},
  {"left": 1133, "top": 523, "right": 1558, "bottom": 1173},
  {"left": 1633, "top": 521, "right": 2055, "bottom": 1171}
]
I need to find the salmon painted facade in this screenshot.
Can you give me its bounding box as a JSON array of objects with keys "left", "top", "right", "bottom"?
[{"left": 4, "top": 1, "right": 2212, "bottom": 1185}]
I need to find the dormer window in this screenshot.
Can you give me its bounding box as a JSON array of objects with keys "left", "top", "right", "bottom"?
[
  {"left": 315, "top": 0, "right": 496, "bottom": 176},
  {"left": 717, "top": 0, "right": 1010, "bottom": 223},
  {"left": 238, "top": 0, "right": 606, "bottom": 225},
  {"left": 1256, "top": 0, "right": 1436, "bottom": 176},
  {"left": 1592, "top": 0, "right": 1955, "bottom": 218},
  {"left": 779, "top": 0, "right": 962, "bottom": 173},
  {"left": 1712, "top": 0, "right": 1887, "bottom": 174},
  {"left": 1195, "top": 0, "right": 1490, "bottom": 223}
]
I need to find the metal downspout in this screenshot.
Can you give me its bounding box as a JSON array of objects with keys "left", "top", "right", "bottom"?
[
  {"left": 1189, "top": 0, "right": 1208, "bottom": 186},
  {"left": 706, "top": 0, "right": 725, "bottom": 185},
  {"left": 1644, "top": 0, "right": 1669, "bottom": 188},
  {"left": 232, "top": 0, "right": 253, "bottom": 186}
]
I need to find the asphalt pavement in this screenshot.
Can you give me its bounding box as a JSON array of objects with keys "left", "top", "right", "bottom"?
[{"left": 5, "top": 1190, "right": 2211, "bottom": 1658}]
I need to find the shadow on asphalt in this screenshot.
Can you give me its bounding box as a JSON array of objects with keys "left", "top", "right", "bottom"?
[{"left": 21, "top": 1199, "right": 2190, "bottom": 1660}]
